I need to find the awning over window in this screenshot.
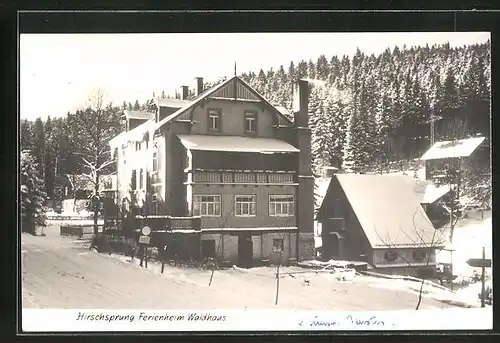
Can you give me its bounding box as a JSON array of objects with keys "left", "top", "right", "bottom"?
[{"left": 177, "top": 134, "right": 299, "bottom": 153}]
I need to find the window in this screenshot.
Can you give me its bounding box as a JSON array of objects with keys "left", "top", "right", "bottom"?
[
  {"left": 193, "top": 195, "right": 221, "bottom": 216},
  {"left": 207, "top": 109, "right": 221, "bottom": 131},
  {"left": 152, "top": 151, "right": 158, "bottom": 173},
  {"left": 139, "top": 169, "right": 144, "bottom": 189},
  {"left": 235, "top": 195, "right": 256, "bottom": 216},
  {"left": 152, "top": 194, "right": 158, "bottom": 214},
  {"left": 413, "top": 250, "right": 427, "bottom": 262},
  {"left": 273, "top": 238, "right": 284, "bottom": 253},
  {"left": 269, "top": 195, "right": 294, "bottom": 216},
  {"left": 244, "top": 111, "right": 257, "bottom": 133},
  {"left": 329, "top": 218, "right": 345, "bottom": 230},
  {"left": 384, "top": 250, "right": 398, "bottom": 262},
  {"left": 131, "top": 170, "right": 137, "bottom": 190}
]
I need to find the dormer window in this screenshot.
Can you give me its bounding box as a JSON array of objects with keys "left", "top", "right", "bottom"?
[
  {"left": 207, "top": 108, "right": 221, "bottom": 132},
  {"left": 244, "top": 111, "right": 257, "bottom": 134}
]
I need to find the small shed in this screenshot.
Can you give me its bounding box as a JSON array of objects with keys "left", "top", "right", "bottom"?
[
  {"left": 316, "top": 174, "right": 447, "bottom": 277},
  {"left": 421, "top": 136, "right": 486, "bottom": 183}
]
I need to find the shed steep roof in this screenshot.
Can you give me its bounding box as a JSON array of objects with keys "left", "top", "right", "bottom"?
[{"left": 321, "top": 174, "right": 446, "bottom": 249}]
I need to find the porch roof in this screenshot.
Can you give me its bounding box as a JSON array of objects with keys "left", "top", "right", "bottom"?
[{"left": 177, "top": 134, "right": 299, "bottom": 153}]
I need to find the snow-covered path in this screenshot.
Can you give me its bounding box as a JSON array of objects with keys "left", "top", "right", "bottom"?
[{"left": 22, "top": 226, "right": 466, "bottom": 311}]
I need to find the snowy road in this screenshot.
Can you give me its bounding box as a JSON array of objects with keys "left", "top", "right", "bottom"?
[{"left": 22, "top": 226, "right": 464, "bottom": 311}]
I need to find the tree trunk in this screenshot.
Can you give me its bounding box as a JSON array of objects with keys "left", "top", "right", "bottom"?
[{"left": 93, "top": 172, "right": 100, "bottom": 243}]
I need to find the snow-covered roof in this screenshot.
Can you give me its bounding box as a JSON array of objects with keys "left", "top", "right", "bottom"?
[
  {"left": 274, "top": 105, "right": 293, "bottom": 119},
  {"left": 406, "top": 178, "right": 451, "bottom": 204},
  {"left": 156, "top": 98, "right": 191, "bottom": 108},
  {"left": 177, "top": 134, "right": 299, "bottom": 153},
  {"left": 109, "top": 120, "right": 157, "bottom": 152},
  {"left": 319, "top": 174, "right": 445, "bottom": 249},
  {"left": 315, "top": 177, "right": 331, "bottom": 211},
  {"left": 420, "top": 137, "right": 486, "bottom": 160},
  {"left": 123, "top": 110, "right": 154, "bottom": 120}
]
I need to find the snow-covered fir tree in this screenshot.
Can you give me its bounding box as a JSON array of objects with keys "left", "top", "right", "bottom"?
[{"left": 21, "top": 150, "right": 47, "bottom": 234}]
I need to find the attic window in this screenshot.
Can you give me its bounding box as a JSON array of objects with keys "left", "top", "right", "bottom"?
[
  {"left": 384, "top": 251, "right": 398, "bottom": 262},
  {"left": 207, "top": 108, "right": 221, "bottom": 132},
  {"left": 244, "top": 111, "right": 257, "bottom": 134}
]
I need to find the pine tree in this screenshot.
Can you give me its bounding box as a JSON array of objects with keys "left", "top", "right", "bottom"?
[
  {"left": 288, "top": 61, "right": 297, "bottom": 83},
  {"left": 32, "top": 117, "right": 46, "bottom": 181},
  {"left": 255, "top": 69, "right": 267, "bottom": 95},
  {"left": 309, "top": 86, "right": 332, "bottom": 174},
  {"left": 307, "top": 59, "right": 316, "bottom": 79},
  {"left": 21, "top": 150, "right": 47, "bottom": 234},
  {"left": 20, "top": 119, "right": 33, "bottom": 151},
  {"left": 316, "top": 54, "right": 329, "bottom": 81},
  {"left": 297, "top": 60, "right": 308, "bottom": 80},
  {"left": 133, "top": 100, "right": 141, "bottom": 110},
  {"left": 44, "top": 116, "right": 57, "bottom": 199}
]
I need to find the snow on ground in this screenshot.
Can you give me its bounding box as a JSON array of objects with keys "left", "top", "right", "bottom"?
[
  {"left": 436, "top": 210, "right": 492, "bottom": 278},
  {"left": 22, "top": 224, "right": 468, "bottom": 311},
  {"left": 436, "top": 210, "right": 492, "bottom": 306}
]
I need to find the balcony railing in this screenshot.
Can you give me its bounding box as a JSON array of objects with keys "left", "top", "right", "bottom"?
[{"left": 190, "top": 170, "right": 296, "bottom": 184}]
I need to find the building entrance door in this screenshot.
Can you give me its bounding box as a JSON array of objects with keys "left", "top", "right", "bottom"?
[
  {"left": 201, "top": 239, "right": 216, "bottom": 258},
  {"left": 323, "top": 232, "right": 340, "bottom": 260},
  {"left": 238, "top": 234, "right": 253, "bottom": 268}
]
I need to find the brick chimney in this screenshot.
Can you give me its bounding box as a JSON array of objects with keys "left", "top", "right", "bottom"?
[
  {"left": 195, "top": 77, "right": 204, "bottom": 96},
  {"left": 180, "top": 85, "right": 189, "bottom": 100},
  {"left": 293, "top": 79, "right": 315, "bottom": 262}
]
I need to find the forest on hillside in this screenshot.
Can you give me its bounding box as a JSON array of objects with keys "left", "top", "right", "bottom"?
[
  {"left": 240, "top": 41, "right": 491, "bottom": 174},
  {"left": 21, "top": 40, "right": 491, "bottom": 199}
]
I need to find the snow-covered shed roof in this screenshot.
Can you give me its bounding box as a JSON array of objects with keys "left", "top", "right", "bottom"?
[
  {"left": 123, "top": 110, "right": 155, "bottom": 120},
  {"left": 406, "top": 178, "right": 451, "bottom": 204},
  {"left": 420, "top": 136, "right": 486, "bottom": 161},
  {"left": 319, "top": 174, "right": 445, "bottom": 249},
  {"left": 177, "top": 134, "right": 299, "bottom": 153}
]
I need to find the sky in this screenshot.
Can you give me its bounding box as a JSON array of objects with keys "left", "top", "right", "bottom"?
[{"left": 20, "top": 32, "right": 490, "bottom": 121}]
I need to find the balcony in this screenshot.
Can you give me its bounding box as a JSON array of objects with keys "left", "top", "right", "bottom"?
[{"left": 189, "top": 169, "right": 296, "bottom": 185}]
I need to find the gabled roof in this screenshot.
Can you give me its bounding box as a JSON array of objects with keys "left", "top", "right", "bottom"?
[
  {"left": 319, "top": 174, "right": 445, "bottom": 249},
  {"left": 123, "top": 110, "right": 155, "bottom": 120},
  {"left": 177, "top": 134, "right": 299, "bottom": 153},
  {"left": 155, "top": 75, "right": 294, "bottom": 131},
  {"left": 420, "top": 136, "right": 486, "bottom": 160}
]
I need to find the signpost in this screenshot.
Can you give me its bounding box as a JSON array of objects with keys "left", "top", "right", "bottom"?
[
  {"left": 466, "top": 246, "right": 491, "bottom": 308},
  {"left": 139, "top": 226, "right": 151, "bottom": 268}
]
